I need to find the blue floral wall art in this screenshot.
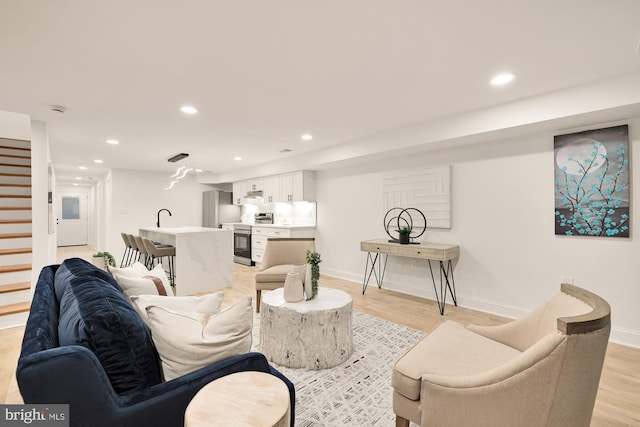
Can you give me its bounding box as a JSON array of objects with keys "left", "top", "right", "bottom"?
[{"left": 554, "top": 124, "right": 630, "bottom": 237}]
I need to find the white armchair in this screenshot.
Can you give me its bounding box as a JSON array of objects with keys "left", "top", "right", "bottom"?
[{"left": 392, "top": 283, "right": 611, "bottom": 427}]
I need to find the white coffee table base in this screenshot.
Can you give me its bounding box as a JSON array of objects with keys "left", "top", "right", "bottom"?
[{"left": 260, "top": 287, "right": 353, "bottom": 369}]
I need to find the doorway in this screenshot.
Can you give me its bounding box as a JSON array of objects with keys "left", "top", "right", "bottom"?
[{"left": 56, "top": 192, "right": 89, "bottom": 246}]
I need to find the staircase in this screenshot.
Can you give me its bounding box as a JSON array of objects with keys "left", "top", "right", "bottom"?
[{"left": 0, "top": 138, "right": 32, "bottom": 329}]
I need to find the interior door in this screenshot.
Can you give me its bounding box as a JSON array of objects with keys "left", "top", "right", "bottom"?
[{"left": 56, "top": 192, "right": 88, "bottom": 246}]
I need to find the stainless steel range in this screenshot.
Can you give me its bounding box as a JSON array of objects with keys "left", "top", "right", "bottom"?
[{"left": 233, "top": 224, "right": 253, "bottom": 266}]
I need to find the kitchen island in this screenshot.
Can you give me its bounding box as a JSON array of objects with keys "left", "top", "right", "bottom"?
[{"left": 139, "top": 226, "right": 232, "bottom": 296}]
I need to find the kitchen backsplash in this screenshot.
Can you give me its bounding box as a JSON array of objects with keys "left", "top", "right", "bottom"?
[{"left": 240, "top": 202, "right": 316, "bottom": 226}]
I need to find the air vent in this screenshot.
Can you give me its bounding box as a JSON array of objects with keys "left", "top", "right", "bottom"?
[{"left": 168, "top": 153, "right": 189, "bottom": 162}]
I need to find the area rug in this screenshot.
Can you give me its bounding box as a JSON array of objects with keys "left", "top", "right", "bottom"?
[{"left": 252, "top": 311, "right": 425, "bottom": 427}]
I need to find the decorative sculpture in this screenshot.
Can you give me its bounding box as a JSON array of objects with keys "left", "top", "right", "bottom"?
[{"left": 384, "top": 207, "right": 427, "bottom": 244}]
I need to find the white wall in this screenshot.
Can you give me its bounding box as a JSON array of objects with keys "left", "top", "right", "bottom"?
[
  {"left": 107, "top": 169, "right": 215, "bottom": 263},
  {"left": 317, "top": 118, "right": 640, "bottom": 347},
  {"left": 30, "top": 121, "right": 57, "bottom": 281},
  {"left": 0, "top": 110, "right": 31, "bottom": 141}
]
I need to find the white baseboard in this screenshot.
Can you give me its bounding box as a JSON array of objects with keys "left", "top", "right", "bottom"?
[
  {"left": 321, "top": 268, "right": 640, "bottom": 349},
  {"left": 609, "top": 327, "right": 640, "bottom": 349},
  {"left": 322, "top": 268, "right": 362, "bottom": 285}
]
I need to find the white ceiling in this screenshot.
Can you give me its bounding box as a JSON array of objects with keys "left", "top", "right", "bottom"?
[{"left": 1, "top": 1, "right": 639, "bottom": 185}]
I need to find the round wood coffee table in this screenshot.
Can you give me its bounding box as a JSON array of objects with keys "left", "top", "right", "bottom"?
[
  {"left": 184, "top": 371, "right": 290, "bottom": 427},
  {"left": 260, "top": 287, "right": 353, "bottom": 369}
]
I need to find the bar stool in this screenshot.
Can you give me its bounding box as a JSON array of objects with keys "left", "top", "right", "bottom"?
[
  {"left": 126, "top": 234, "right": 140, "bottom": 265},
  {"left": 142, "top": 237, "right": 176, "bottom": 286},
  {"left": 133, "top": 235, "right": 153, "bottom": 268},
  {"left": 120, "top": 233, "right": 135, "bottom": 267}
]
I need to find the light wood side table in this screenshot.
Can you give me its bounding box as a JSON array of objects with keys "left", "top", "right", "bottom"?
[
  {"left": 184, "top": 371, "right": 290, "bottom": 427},
  {"left": 360, "top": 239, "right": 460, "bottom": 315},
  {"left": 260, "top": 287, "right": 353, "bottom": 369}
]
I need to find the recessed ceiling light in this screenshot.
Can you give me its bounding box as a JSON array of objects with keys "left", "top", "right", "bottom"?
[
  {"left": 78, "top": 166, "right": 87, "bottom": 170},
  {"left": 491, "top": 73, "right": 516, "bottom": 86},
  {"left": 94, "top": 159, "right": 104, "bottom": 164},
  {"left": 73, "top": 183, "right": 79, "bottom": 186},
  {"left": 301, "top": 134, "right": 312, "bottom": 141},
  {"left": 181, "top": 105, "right": 198, "bottom": 114},
  {"left": 233, "top": 156, "right": 242, "bottom": 161},
  {"left": 195, "top": 169, "right": 203, "bottom": 173},
  {"left": 75, "top": 177, "right": 82, "bottom": 180},
  {"left": 106, "top": 139, "right": 119, "bottom": 145}
]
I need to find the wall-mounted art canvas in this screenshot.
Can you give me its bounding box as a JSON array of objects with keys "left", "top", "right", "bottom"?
[
  {"left": 554, "top": 124, "right": 629, "bottom": 237},
  {"left": 383, "top": 165, "right": 451, "bottom": 229}
]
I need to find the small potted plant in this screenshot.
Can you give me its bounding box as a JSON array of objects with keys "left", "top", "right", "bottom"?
[
  {"left": 305, "top": 250, "right": 322, "bottom": 300},
  {"left": 396, "top": 227, "right": 411, "bottom": 244},
  {"left": 92, "top": 251, "right": 116, "bottom": 270}
]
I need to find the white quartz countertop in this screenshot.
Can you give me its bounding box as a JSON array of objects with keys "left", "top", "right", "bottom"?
[{"left": 140, "top": 226, "right": 229, "bottom": 234}]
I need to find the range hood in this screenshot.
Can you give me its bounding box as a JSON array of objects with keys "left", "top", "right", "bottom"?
[{"left": 245, "top": 190, "right": 263, "bottom": 198}]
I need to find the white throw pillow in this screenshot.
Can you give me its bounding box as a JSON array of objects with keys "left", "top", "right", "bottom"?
[
  {"left": 108, "top": 262, "right": 148, "bottom": 278},
  {"left": 145, "top": 296, "right": 253, "bottom": 381},
  {"left": 130, "top": 292, "right": 225, "bottom": 323},
  {"left": 112, "top": 263, "right": 173, "bottom": 297},
  {"left": 145, "top": 264, "right": 172, "bottom": 293},
  {"left": 116, "top": 273, "right": 173, "bottom": 298}
]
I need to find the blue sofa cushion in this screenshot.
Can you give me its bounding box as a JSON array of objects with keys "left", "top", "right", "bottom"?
[
  {"left": 56, "top": 258, "right": 163, "bottom": 394},
  {"left": 54, "top": 257, "right": 121, "bottom": 300}
]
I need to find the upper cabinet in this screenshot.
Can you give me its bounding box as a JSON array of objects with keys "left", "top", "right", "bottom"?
[
  {"left": 233, "top": 171, "right": 315, "bottom": 204},
  {"left": 246, "top": 177, "right": 263, "bottom": 192},
  {"left": 232, "top": 180, "right": 246, "bottom": 205},
  {"left": 262, "top": 175, "right": 280, "bottom": 204},
  {"left": 280, "top": 171, "right": 315, "bottom": 202}
]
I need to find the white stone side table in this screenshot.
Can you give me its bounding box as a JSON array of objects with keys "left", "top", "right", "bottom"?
[{"left": 260, "top": 287, "right": 353, "bottom": 369}]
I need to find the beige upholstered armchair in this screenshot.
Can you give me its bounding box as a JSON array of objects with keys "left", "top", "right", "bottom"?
[
  {"left": 392, "top": 283, "right": 611, "bottom": 427},
  {"left": 254, "top": 238, "right": 315, "bottom": 312}
]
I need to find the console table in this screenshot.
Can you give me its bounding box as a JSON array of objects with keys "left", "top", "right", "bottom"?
[{"left": 360, "top": 239, "right": 460, "bottom": 315}]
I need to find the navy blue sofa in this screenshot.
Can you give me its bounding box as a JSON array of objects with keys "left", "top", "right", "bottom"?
[{"left": 17, "top": 258, "right": 295, "bottom": 427}]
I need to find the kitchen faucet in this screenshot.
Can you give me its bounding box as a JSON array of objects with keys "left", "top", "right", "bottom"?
[{"left": 157, "top": 209, "right": 172, "bottom": 227}]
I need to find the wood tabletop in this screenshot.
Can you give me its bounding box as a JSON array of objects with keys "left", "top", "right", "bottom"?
[
  {"left": 361, "top": 239, "right": 460, "bottom": 261},
  {"left": 184, "top": 371, "right": 290, "bottom": 427}
]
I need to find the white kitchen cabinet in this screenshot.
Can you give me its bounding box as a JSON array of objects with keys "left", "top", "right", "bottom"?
[
  {"left": 246, "top": 177, "right": 264, "bottom": 192},
  {"left": 262, "top": 175, "right": 280, "bottom": 204},
  {"left": 234, "top": 170, "right": 315, "bottom": 205},
  {"left": 279, "top": 171, "right": 315, "bottom": 202},
  {"left": 232, "top": 181, "right": 246, "bottom": 205},
  {"left": 251, "top": 225, "right": 315, "bottom": 264},
  {"left": 251, "top": 234, "right": 267, "bottom": 264},
  {"left": 279, "top": 173, "right": 295, "bottom": 203}
]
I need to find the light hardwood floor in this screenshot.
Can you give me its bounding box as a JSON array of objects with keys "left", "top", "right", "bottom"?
[{"left": 1, "top": 246, "right": 638, "bottom": 425}]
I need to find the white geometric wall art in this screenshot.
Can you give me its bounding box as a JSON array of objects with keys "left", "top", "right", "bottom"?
[{"left": 383, "top": 165, "right": 451, "bottom": 229}]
